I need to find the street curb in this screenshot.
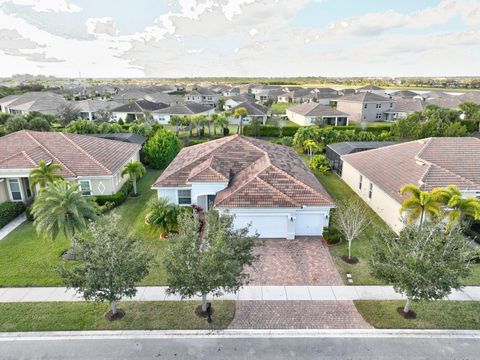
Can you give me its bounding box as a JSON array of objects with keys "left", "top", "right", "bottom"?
[{"left": 1, "top": 329, "right": 480, "bottom": 340}]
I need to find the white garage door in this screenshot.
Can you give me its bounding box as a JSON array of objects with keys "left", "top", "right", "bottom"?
[
  {"left": 295, "top": 212, "right": 324, "bottom": 236},
  {"left": 233, "top": 214, "right": 287, "bottom": 238}
]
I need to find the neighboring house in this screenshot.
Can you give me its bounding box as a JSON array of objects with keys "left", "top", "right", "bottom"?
[
  {"left": 325, "top": 141, "right": 399, "bottom": 176},
  {"left": 91, "top": 133, "right": 147, "bottom": 146},
  {"left": 112, "top": 89, "right": 178, "bottom": 106},
  {"left": 341, "top": 137, "right": 480, "bottom": 233},
  {"left": 222, "top": 87, "right": 241, "bottom": 97},
  {"left": 389, "top": 90, "right": 419, "bottom": 99},
  {"left": 336, "top": 92, "right": 394, "bottom": 122},
  {"left": 185, "top": 87, "right": 221, "bottom": 107},
  {"left": 0, "top": 92, "right": 67, "bottom": 115},
  {"left": 110, "top": 100, "right": 168, "bottom": 122},
  {"left": 286, "top": 103, "right": 349, "bottom": 126},
  {"left": 152, "top": 135, "right": 334, "bottom": 239},
  {"left": 0, "top": 130, "right": 141, "bottom": 204},
  {"left": 75, "top": 99, "right": 121, "bottom": 121},
  {"left": 383, "top": 98, "right": 428, "bottom": 121},
  {"left": 277, "top": 88, "right": 313, "bottom": 103},
  {"left": 224, "top": 95, "right": 256, "bottom": 110},
  {"left": 152, "top": 102, "right": 215, "bottom": 124},
  {"left": 254, "top": 89, "right": 286, "bottom": 102},
  {"left": 356, "top": 85, "right": 386, "bottom": 96},
  {"left": 228, "top": 102, "right": 269, "bottom": 125}
]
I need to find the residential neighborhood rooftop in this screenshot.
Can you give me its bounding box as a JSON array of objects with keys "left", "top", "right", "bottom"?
[
  {"left": 152, "top": 102, "right": 212, "bottom": 115},
  {"left": 288, "top": 103, "right": 349, "bottom": 117},
  {"left": 338, "top": 92, "right": 392, "bottom": 102}
]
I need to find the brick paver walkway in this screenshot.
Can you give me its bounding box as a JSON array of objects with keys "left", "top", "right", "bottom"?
[
  {"left": 228, "top": 301, "right": 372, "bottom": 329},
  {"left": 246, "top": 237, "right": 342, "bottom": 286}
]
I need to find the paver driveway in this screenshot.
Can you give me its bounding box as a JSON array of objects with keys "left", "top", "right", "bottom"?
[{"left": 246, "top": 237, "right": 342, "bottom": 286}]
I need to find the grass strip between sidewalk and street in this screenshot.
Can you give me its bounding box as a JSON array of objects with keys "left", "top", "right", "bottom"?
[
  {"left": 355, "top": 301, "right": 480, "bottom": 329},
  {"left": 0, "top": 301, "right": 235, "bottom": 332}
]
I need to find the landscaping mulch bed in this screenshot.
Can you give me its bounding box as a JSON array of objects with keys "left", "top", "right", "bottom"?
[
  {"left": 396, "top": 307, "right": 417, "bottom": 319},
  {"left": 105, "top": 308, "right": 126, "bottom": 321},
  {"left": 341, "top": 255, "right": 359, "bottom": 264},
  {"left": 194, "top": 304, "right": 214, "bottom": 318}
]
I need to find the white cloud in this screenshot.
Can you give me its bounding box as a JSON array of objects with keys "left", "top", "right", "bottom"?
[
  {"left": 86, "top": 17, "right": 119, "bottom": 37},
  {"left": 0, "top": 0, "right": 81, "bottom": 13}
]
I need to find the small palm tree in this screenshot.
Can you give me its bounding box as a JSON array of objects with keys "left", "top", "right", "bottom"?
[
  {"left": 29, "top": 160, "right": 63, "bottom": 191},
  {"left": 211, "top": 113, "right": 219, "bottom": 136},
  {"left": 145, "top": 198, "right": 185, "bottom": 239},
  {"left": 216, "top": 116, "right": 229, "bottom": 136},
  {"left": 32, "top": 181, "right": 97, "bottom": 255},
  {"left": 435, "top": 185, "right": 480, "bottom": 228},
  {"left": 400, "top": 184, "right": 442, "bottom": 227},
  {"left": 170, "top": 115, "right": 183, "bottom": 136},
  {"left": 121, "top": 161, "right": 146, "bottom": 196},
  {"left": 303, "top": 139, "right": 322, "bottom": 159},
  {"left": 233, "top": 108, "right": 248, "bottom": 135}
]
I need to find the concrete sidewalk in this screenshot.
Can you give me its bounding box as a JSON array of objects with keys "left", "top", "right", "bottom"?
[
  {"left": 0, "top": 213, "right": 26, "bottom": 241},
  {"left": 1, "top": 285, "right": 479, "bottom": 303}
]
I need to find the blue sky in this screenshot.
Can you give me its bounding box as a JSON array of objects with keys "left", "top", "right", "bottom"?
[{"left": 0, "top": 0, "right": 478, "bottom": 77}]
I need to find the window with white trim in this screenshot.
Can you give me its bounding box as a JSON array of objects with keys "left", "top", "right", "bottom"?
[
  {"left": 376, "top": 103, "right": 381, "bottom": 108},
  {"left": 178, "top": 189, "right": 192, "bottom": 205},
  {"left": 79, "top": 180, "right": 92, "bottom": 196},
  {"left": 368, "top": 183, "right": 373, "bottom": 199},
  {"left": 376, "top": 113, "right": 382, "bottom": 119},
  {"left": 8, "top": 179, "right": 22, "bottom": 201}
]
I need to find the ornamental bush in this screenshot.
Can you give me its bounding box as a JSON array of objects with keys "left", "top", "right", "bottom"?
[
  {"left": 0, "top": 202, "right": 26, "bottom": 229},
  {"left": 143, "top": 129, "right": 181, "bottom": 169}
]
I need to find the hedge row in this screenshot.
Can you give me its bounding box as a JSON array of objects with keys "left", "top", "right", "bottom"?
[
  {"left": 0, "top": 202, "right": 26, "bottom": 229},
  {"left": 334, "top": 124, "right": 393, "bottom": 134},
  {"left": 95, "top": 180, "right": 133, "bottom": 207},
  {"left": 460, "top": 120, "right": 478, "bottom": 133},
  {"left": 242, "top": 125, "right": 300, "bottom": 137}
]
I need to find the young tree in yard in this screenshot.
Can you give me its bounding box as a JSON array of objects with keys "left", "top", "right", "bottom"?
[
  {"left": 400, "top": 184, "right": 442, "bottom": 227},
  {"left": 32, "top": 181, "right": 97, "bottom": 258},
  {"left": 5, "top": 115, "right": 28, "bottom": 133},
  {"left": 60, "top": 215, "right": 151, "bottom": 320},
  {"left": 143, "top": 129, "right": 181, "bottom": 169},
  {"left": 29, "top": 160, "right": 64, "bottom": 191},
  {"left": 233, "top": 107, "right": 248, "bottom": 135},
  {"left": 217, "top": 97, "right": 226, "bottom": 111},
  {"left": 334, "top": 199, "right": 371, "bottom": 262},
  {"left": 121, "top": 160, "right": 146, "bottom": 196},
  {"left": 28, "top": 116, "right": 52, "bottom": 132},
  {"left": 164, "top": 210, "right": 257, "bottom": 312},
  {"left": 371, "top": 221, "right": 473, "bottom": 316},
  {"left": 249, "top": 117, "right": 261, "bottom": 137},
  {"left": 58, "top": 102, "right": 81, "bottom": 126}
]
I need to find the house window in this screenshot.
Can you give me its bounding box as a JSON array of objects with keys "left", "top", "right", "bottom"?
[
  {"left": 79, "top": 180, "right": 92, "bottom": 196},
  {"left": 390, "top": 103, "right": 393, "bottom": 108},
  {"left": 358, "top": 175, "right": 363, "bottom": 190},
  {"left": 376, "top": 113, "right": 382, "bottom": 119},
  {"left": 376, "top": 103, "right": 381, "bottom": 108},
  {"left": 364, "top": 104, "right": 367, "bottom": 109},
  {"left": 8, "top": 179, "right": 22, "bottom": 201},
  {"left": 178, "top": 189, "right": 192, "bottom": 205},
  {"left": 368, "top": 183, "right": 373, "bottom": 199}
]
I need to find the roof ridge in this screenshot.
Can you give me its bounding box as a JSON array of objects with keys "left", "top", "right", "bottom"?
[
  {"left": 24, "top": 131, "right": 75, "bottom": 177},
  {"left": 59, "top": 133, "right": 112, "bottom": 175}
]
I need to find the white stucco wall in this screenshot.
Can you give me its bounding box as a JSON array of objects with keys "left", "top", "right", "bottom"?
[{"left": 341, "top": 161, "right": 404, "bottom": 233}]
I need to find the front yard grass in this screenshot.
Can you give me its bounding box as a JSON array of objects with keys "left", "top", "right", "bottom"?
[
  {"left": 0, "top": 169, "right": 165, "bottom": 287},
  {"left": 355, "top": 301, "right": 480, "bottom": 329},
  {"left": 314, "top": 171, "right": 480, "bottom": 286},
  {"left": 0, "top": 301, "right": 235, "bottom": 332}
]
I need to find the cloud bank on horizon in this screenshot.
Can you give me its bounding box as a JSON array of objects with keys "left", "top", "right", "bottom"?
[{"left": 0, "top": 0, "right": 479, "bottom": 77}]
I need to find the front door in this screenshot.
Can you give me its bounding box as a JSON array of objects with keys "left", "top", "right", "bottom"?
[{"left": 207, "top": 195, "right": 216, "bottom": 211}]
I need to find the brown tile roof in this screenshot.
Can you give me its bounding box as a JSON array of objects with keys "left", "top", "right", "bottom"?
[
  {"left": 0, "top": 130, "right": 141, "bottom": 177},
  {"left": 342, "top": 137, "right": 480, "bottom": 202},
  {"left": 153, "top": 135, "right": 334, "bottom": 208}
]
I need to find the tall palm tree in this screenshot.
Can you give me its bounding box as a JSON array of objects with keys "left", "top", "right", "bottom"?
[
  {"left": 435, "top": 185, "right": 480, "bottom": 227},
  {"left": 211, "top": 113, "right": 219, "bottom": 136},
  {"left": 233, "top": 108, "right": 248, "bottom": 135},
  {"left": 215, "top": 116, "right": 229, "bottom": 136},
  {"left": 29, "top": 160, "right": 63, "bottom": 191},
  {"left": 170, "top": 115, "right": 183, "bottom": 136},
  {"left": 399, "top": 184, "right": 442, "bottom": 227},
  {"left": 121, "top": 161, "right": 146, "bottom": 196},
  {"left": 32, "top": 181, "right": 97, "bottom": 253}
]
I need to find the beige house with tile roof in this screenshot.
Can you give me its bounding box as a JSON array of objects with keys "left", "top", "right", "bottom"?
[
  {"left": 152, "top": 135, "right": 334, "bottom": 239},
  {"left": 0, "top": 131, "right": 141, "bottom": 204},
  {"left": 341, "top": 137, "right": 480, "bottom": 233}
]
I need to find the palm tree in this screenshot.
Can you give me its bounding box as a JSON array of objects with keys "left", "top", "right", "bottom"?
[
  {"left": 215, "top": 115, "right": 229, "bottom": 136},
  {"left": 31, "top": 181, "right": 97, "bottom": 256},
  {"left": 145, "top": 198, "right": 184, "bottom": 239},
  {"left": 233, "top": 108, "right": 248, "bottom": 135},
  {"left": 121, "top": 161, "right": 146, "bottom": 196},
  {"left": 435, "top": 185, "right": 480, "bottom": 228},
  {"left": 211, "top": 113, "right": 219, "bottom": 136},
  {"left": 399, "top": 184, "right": 442, "bottom": 227},
  {"left": 303, "top": 139, "right": 322, "bottom": 159},
  {"left": 170, "top": 115, "right": 183, "bottom": 136},
  {"left": 29, "top": 160, "right": 63, "bottom": 191}
]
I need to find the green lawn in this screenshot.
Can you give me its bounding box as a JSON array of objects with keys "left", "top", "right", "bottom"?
[
  {"left": 355, "top": 301, "right": 480, "bottom": 329},
  {"left": 0, "top": 169, "right": 166, "bottom": 287},
  {"left": 313, "top": 171, "right": 480, "bottom": 285},
  {"left": 270, "top": 102, "right": 293, "bottom": 115},
  {"left": 0, "top": 301, "right": 235, "bottom": 332}
]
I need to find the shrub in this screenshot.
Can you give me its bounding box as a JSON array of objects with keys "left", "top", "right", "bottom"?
[
  {"left": 309, "top": 154, "right": 330, "bottom": 174},
  {"left": 279, "top": 136, "right": 293, "bottom": 147},
  {"left": 143, "top": 129, "right": 181, "bottom": 169},
  {"left": 459, "top": 120, "right": 478, "bottom": 133},
  {"left": 0, "top": 202, "right": 26, "bottom": 229},
  {"left": 323, "top": 227, "right": 343, "bottom": 245},
  {"left": 222, "top": 127, "right": 230, "bottom": 136},
  {"left": 95, "top": 181, "right": 133, "bottom": 207},
  {"left": 281, "top": 125, "right": 300, "bottom": 137}
]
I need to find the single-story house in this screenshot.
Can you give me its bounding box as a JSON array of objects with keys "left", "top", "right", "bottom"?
[
  {"left": 356, "top": 85, "right": 386, "bottom": 96},
  {"left": 0, "top": 92, "right": 67, "bottom": 116},
  {"left": 152, "top": 102, "right": 215, "bottom": 124},
  {"left": 341, "top": 137, "right": 480, "bottom": 233},
  {"left": 0, "top": 130, "right": 141, "bottom": 204},
  {"left": 222, "top": 87, "right": 241, "bottom": 97},
  {"left": 91, "top": 133, "right": 147, "bottom": 146},
  {"left": 110, "top": 100, "right": 168, "bottom": 122},
  {"left": 336, "top": 92, "right": 394, "bottom": 122},
  {"left": 224, "top": 95, "right": 256, "bottom": 110},
  {"left": 286, "top": 103, "right": 349, "bottom": 126},
  {"left": 228, "top": 102, "right": 269, "bottom": 125},
  {"left": 152, "top": 135, "right": 334, "bottom": 239},
  {"left": 277, "top": 88, "right": 313, "bottom": 103},
  {"left": 389, "top": 90, "right": 419, "bottom": 99},
  {"left": 326, "top": 141, "right": 399, "bottom": 176},
  {"left": 75, "top": 99, "right": 121, "bottom": 121}
]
